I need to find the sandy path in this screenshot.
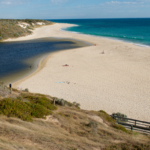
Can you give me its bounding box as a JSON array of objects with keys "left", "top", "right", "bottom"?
[{"left": 7, "top": 23, "right": 150, "bottom": 121}]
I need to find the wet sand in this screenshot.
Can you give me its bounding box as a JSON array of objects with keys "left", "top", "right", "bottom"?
[{"left": 5, "top": 23, "right": 150, "bottom": 122}]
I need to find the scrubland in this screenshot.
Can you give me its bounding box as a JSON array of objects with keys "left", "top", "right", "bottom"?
[
  {"left": 0, "top": 19, "right": 53, "bottom": 41},
  {"left": 0, "top": 82, "right": 150, "bottom": 150}
]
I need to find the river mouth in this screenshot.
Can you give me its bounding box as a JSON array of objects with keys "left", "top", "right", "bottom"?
[{"left": 0, "top": 37, "right": 92, "bottom": 85}]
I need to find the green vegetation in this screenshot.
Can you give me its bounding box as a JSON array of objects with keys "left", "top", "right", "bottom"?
[
  {"left": 0, "top": 84, "right": 81, "bottom": 121},
  {"left": 22, "top": 93, "right": 57, "bottom": 110},
  {"left": 0, "top": 98, "right": 33, "bottom": 121},
  {"left": 0, "top": 95, "right": 56, "bottom": 121},
  {"left": 0, "top": 19, "right": 53, "bottom": 41},
  {"left": 112, "top": 112, "right": 128, "bottom": 122},
  {"left": 0, "top": 85, "right": 57, "bottom": 121},
  {"left": 24, "top": 88, "right": 29, "bottom": 92},
  {"left": 99, "top": 110, "right": 129, "bottom": 133},
  {"left": 99, "top": 110, "right": 116, "bottom": 124},
  {"left": 54, "top": 98, "right": 80, "bottom": 109}
]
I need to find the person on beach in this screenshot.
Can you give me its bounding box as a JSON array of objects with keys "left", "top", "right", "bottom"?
[
  {"left": 101, "top": 51, "right": 104, "bottom": 54},
  {"left": 9, "top": 83, "right": 11, "bottom": 89},
  {"left": 63, "top": 64, "right": 69, "bottom": 66}
]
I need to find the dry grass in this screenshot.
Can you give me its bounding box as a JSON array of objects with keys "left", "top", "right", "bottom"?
[
  {"left": 0, "top": 106, "right": 149, "bottom": 150},
  {"left": 0, "top": 88, "right": 150, "bottom": 150}
]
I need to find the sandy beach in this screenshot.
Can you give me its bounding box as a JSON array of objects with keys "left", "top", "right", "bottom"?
[{"left": 7, "top": 23, "right": 150, "bottom": 122}]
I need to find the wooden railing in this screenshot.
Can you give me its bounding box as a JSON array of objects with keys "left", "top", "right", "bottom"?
[{"left": 110, "top": 115, "right": 150, "bottom": 134}]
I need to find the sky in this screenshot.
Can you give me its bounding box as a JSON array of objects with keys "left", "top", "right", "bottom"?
[{"left": 0, "top": 0, "right": 150, "bottom": 19}]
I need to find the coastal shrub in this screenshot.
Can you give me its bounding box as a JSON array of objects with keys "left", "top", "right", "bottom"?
[
  {"left": 112, "top": 112, "right": 128, "bottom": 122},
  {"left": 99, "top": 110, "right": 107, "bottom": 114},
  {"left": 26, "top": 26, "right": 33, "bottom": 30},
  {"left": 0, "top": 98, "right": 32, "bottom": 121},
  {"left": 99, "top": 110, "right": 129, "bottom": 133},
  {"left": 73, "top": 102, "right": 80, "bottom": 108},
  {"left": 0, "top": 19, "right": 53, "bottom": 41},
  {"left": 24, "top": 88, "right": 29, "bottom": 92},
  {"left": 55, "top": 99, "right": 66, "bottom": 106},
  {"left": 99, "top": 110, "right": 116, "bottom": 124},
  {"left": 86, "top": 121, "right": 98, "bottom": 134},
  {"left": 54, "top": 98, "right": 81, "bottom": 109},
  {"left": 0, "top": 92, "right": 58, "bottom": 121},
  {"left": 87, "top": 121, "right": 98, "bottom": 128},
  {"left": 21, "top": 94, "right": 57, "bottom": 110},
  {"left": 36, "top": 96, "right": 57, "bottom": 110},
  {"left": 30, "top": 104, "right": 52, "bottom": 118},
  {"left": 25, "top": 19, "right": 32, "bottom": 24},
  {"left": 13, "top": 33, "right": 19, "bottom": 37}
]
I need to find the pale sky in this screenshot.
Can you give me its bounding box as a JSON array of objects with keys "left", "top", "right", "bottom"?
[{"left": 0, "top": 0, "right": 150, "bottom": 19}]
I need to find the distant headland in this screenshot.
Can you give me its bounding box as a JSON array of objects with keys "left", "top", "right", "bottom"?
[{"left": 0, "top": 19, "right": 54, "bottom": 41}]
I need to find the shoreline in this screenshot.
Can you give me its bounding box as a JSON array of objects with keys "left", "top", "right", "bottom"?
[
  {"left": 2, "top": 37, "right": 91, "bottom": 86},
  {"left": 13, "top": 52, "right": 51, "bottom": 88},
  {"left": 60, "top": 24, "right": 150, "bottom": 48},
  {"left": 13, "top": 45, "right": 91, "bottom": 89},
  {"left": 4, "top": 23, "right": 150, "bottom": 122},
  {"left": 3, "top": 23, "right": 94, "bottom": 86}
]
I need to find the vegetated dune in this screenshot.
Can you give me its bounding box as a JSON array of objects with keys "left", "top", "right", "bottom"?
[
  {"left": 0, "top": 19, "right": 54, "bottom": 41},
  {"left": 0, "top": 84, "right": 150, "bottom": 150}
]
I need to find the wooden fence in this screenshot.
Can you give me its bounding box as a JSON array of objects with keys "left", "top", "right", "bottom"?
[{"left": 110, "top": 115, "right": 150, "bottom": 134}]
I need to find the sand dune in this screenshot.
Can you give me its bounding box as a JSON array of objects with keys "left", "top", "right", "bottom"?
[{"left": 9, "top": 23, "right": 150, "bottom": 122}]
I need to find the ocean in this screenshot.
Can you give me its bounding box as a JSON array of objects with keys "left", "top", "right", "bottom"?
[{"left": 50, "top": 18, "right": 150, "bottom": 47}]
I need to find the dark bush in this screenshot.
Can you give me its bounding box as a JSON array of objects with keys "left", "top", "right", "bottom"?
[{"left": 112, "top": 112, "right": 128, "bottom": 122}]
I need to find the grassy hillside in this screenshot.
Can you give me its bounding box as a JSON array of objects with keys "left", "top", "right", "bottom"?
[
  {"left": 0, "top": 83, "right": 150, "bottom": 150},
  {"left": 0, "top": 19, "right": 54, "bottom": 41}
]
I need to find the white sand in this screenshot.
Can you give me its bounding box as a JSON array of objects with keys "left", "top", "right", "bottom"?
[
  {"left": 7, "top": 23, "right": 150, "bottom": 122},
  {"left": 17, "top": 21, "right": 46, "bottom": 29},
  {"left": 18, "top": 22, "right": 30, "bottom": 29},
  {"left": 36, "top": 22, "right": 45, "bottom": 25}
]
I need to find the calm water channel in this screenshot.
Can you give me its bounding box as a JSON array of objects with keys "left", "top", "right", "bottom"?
[{"left": 0, "top": 37, "right": 91, "bottom": 85}]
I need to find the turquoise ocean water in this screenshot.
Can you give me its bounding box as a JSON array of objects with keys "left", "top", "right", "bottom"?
[{"left": 49, "top": 18, "right": 150, "bottom": 47}]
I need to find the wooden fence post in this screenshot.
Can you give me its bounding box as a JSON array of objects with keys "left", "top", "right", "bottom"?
[{"left": 131, "top": 125, "right": 133, "bottom": 131}]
